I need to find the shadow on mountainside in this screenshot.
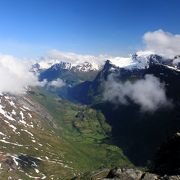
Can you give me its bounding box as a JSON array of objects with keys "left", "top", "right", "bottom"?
[{"left": 93, "top": 102, "right": 180, "bottom": 166}]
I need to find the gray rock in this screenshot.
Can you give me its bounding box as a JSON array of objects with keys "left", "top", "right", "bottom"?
[
  {"left": 141, "top": 172, "right": 159, "bottom": 180},
  {"left": 104, "top": 168, "right": 180, "bottom": 180},
  {"left": 106, "top": 168, "right": 143, "bottom": 180}
]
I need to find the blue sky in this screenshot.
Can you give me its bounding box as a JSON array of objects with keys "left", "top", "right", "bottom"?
[{"left": 0, "top": 0, "right": 179, "bottom": 57}]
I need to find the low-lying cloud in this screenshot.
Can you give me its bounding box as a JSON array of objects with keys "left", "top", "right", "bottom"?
[
  {"left": 104, "top": 74, "right": 172, "bottom": 112},
  {"left": 144, "top": 29, "right": 180, "bottom": 58},
  {"left": 48, "top": 49, "right": 108, "bottom": 68},
  {"left": 47, "top": 78, "right": 65, "bottom": 88},
  {"left": 0, "top": 54, "right": 40, "bottom": 94},
  {"left": 47, "top": 49, "right": 134, "bottom": 69}
]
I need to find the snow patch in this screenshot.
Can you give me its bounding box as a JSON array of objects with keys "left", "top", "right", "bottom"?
[{"left": 0, "top": 139, "right": 23, "bottom": 146}]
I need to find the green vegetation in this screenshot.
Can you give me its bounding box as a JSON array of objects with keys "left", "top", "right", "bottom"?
[
  {"left": 0, "top": 86, "right": 132, "bottom": 179},
  {"left": 29, "top": 87, "right": 133, "bottom": 178}
]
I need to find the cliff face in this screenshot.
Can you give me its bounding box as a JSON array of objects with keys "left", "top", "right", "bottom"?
[{"left": 153, "top": 132, "right": 180, "bottom": 176}]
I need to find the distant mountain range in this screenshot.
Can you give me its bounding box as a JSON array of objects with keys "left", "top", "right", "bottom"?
[
  {"left": 33, "top": 58, "right": 100, "bottom": 72},
  {"left": 35, "top": 51, "right": 180, "bottom": 71},
  {"left": 32, "top": 52, "right": 180, "bottom": 94},
  {"left": 34, "top": 52, "right": 180, "bottom": 84}
]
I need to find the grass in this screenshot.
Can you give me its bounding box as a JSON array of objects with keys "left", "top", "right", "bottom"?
[
  {"left": 30, "top": 88, "right": 133, "bottom": 175},
  {"left": 0, "top": 87, "right": 132, "bottom": 179}
]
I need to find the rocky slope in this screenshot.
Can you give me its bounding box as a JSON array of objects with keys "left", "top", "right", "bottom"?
[
  {"left": 0, "top": 93, "right": 75, "bottom": 179},
  {"left": 103, "top": 168, "right": 180, "bottom": 180},
  {"left": 0, "top": 88, "right": 132, "bottom": 179}
]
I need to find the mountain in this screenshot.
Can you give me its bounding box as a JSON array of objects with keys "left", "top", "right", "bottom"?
[
  {"left": 35, "top": 57, "right": 100, "bottom": 71},
  {"left": 35, "top": 61, "right": 100, "bottom": 96},
  {"left": 68, "top": 52, "right": 180, "bottom": 104},
  {"left": 66, "top": 53, "right": 180, "bottom": 166},
  {"left": 34, "top": 58, "right": 100, "bottom": 74},
  {"left": 0, "top": 88, "right": 131, "bottom": 179},
  {"left": 39, "top": 62, "right": 99, "bottom": 83},
  {"left": 31, "top": 59, "right": 101, "bottom": 102}
]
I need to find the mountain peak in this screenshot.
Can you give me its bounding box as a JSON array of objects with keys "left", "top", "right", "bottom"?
[
  {"left": 106, "top": 52, "right": 179, "bottom": 72},
  {"left": 51, "top": 62, "right": 72, "bottom": 70},
  {"left": 35, "top": 59, "right": 100, "bottom": 73},
  {"left": 104, "top": 60, "right": 111, "bottom": 67}
]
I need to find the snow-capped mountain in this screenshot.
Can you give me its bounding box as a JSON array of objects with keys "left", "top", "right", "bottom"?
[
  {"left": 108, "top": 51, "right": 179, "bottom": 71},
  {"left": 37, "top": 60, "right": 101, "bottom": 86},
  {"left": 68, "top": 51, "right": 180, "bottom": 106},
  {"left": 71, "top": 61, "right": 99, "bottom": 72},
  {"left": 34, "top": 58, "right": 100, "bottom": 72}
]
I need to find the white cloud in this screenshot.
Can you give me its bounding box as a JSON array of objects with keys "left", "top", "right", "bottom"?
[
  {"left": 104, "top": 74, "right": 172, "bottom": 112},
  {"left": 143, "top": 29, "right": 180, "bottom": 58},
  {"left": 48, "top": 49, "right": 109, "bottom": 69},
  {"left": 45, "top": 49, "right": 135, "bottom": 69},
  {"left": 0, "top": 54, "right": 40, "bottom": 94},
  {"left": 47, "top": 78, "right": 65, "bottom": 88}
]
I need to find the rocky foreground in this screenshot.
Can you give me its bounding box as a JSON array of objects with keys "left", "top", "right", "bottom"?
[{"left": 103, "top": 168, "right": 180, "bottom": 180}]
